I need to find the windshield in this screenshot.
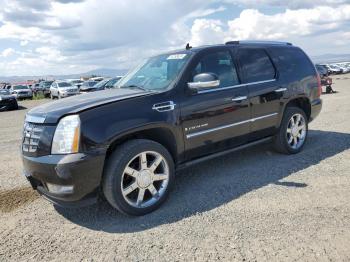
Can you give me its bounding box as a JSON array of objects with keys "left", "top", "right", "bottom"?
[
  {"left": 0, "top": 89, "right": 10, "bottom": 95},
  {"left": 82, "top": 81, "right": 97, "bottom": 87},
  {"left": 70, "top": 80, "right": 83, "bottom": 84},
  {"left": 41, "top": 81, "right": 53, "bottom": 87},
  {"left": 57, "top": 82, "right": 72, "bottom": 87},
  {"left": 13, "top": 85, "right": 29, "bottom": 90},
  {"left": 93, "top": 79, "right": 110, "bottom": 88},
  {"left": 117, "top": 52, "right": 191, "bottom": 91}
]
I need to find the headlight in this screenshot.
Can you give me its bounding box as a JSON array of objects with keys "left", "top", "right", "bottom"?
[{"left": 51, "top": 115, "right": 81, "bottom": 154}]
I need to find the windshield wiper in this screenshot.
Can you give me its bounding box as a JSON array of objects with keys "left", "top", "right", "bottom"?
[{"left": 120, "top": 85, "right": 148, "bottom": 91}]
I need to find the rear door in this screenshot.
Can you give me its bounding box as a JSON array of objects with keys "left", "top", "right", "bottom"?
[
  {"left": 237, "top": 47, "right": 283, "bottom": 139},
  {"left": 180, "top": 48, "right": 250, "bottom": 159}
]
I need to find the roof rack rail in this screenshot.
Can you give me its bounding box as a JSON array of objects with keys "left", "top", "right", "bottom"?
[{"left": 225, "top": 40, "right": 292, "bottom": 46}]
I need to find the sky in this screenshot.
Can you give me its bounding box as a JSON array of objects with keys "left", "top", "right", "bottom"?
[{"left": 0, "top": 0, "right": 350, "bottom": 76}]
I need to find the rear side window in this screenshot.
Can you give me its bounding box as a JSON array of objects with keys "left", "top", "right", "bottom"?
[
  {"left": 238, "top": 48, "right": 276, "bottom": 83},
  {"left": 269, "top": 47, "right": 315, "bottom": 79}
]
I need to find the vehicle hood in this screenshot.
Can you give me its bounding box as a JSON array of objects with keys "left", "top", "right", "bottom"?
[
  {"left": 58, "top": 86, "right": 77, "bottom": 90},
  {"left": 80, "top": 85, "right": 98, "bottom": 90},
  {"left": 13, "top": 89, "right": 31, "bottom": 92},
  {"left": 27, "top": 88, "right": 151, "bottom": 124},
  {"left": 0, "top": 94, "right": 15, "bottom": 100}
]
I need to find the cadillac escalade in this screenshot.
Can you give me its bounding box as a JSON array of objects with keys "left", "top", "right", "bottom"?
[{"left": 21, "top": 41, "right": 322, "bottom": 216}]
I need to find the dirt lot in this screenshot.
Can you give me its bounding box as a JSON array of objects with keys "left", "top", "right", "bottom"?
[{"left": 0, "top": 77, "right": 349, "bottom": 261}]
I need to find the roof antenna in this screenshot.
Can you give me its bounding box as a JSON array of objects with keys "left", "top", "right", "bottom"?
[{"left": 185, "top": 43, "right": 192, "bottom": 50}]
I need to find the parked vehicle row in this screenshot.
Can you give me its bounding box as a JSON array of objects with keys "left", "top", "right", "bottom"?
[
  {"left": 317, "top": 62, "right": 350, "bottom": 75},
  {"left": 49, "top": 76, "right": 122, "bottom": 99}
]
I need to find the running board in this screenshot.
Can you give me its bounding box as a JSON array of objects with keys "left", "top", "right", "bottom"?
[{"left": 177, "top": 136, "right": 273, "bottom": 170}]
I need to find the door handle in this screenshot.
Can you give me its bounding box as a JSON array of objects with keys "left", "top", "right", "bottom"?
[
  {"left": 274, "top": 87, "right": 287, "bottom": 93},
  {"left": 232, "top": 96, "right": 247, "bottom": 102}
]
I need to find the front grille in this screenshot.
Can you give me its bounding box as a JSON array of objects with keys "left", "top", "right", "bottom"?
[
  {"left": 68, "top": 89, "right": 76, "bottom": 92},
  {"left": 22, "top": 122, "right": 44, "bottom": 153}
]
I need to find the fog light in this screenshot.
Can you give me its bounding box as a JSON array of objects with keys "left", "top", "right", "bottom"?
[{"left": 46, "top": 183, "right": 74, "bottom": 194}]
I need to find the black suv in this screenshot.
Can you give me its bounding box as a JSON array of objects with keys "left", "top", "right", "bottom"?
[{"left": 22, "top": 41, "right": 322, "bottom": 215}]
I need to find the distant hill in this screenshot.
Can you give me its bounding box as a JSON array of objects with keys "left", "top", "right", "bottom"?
[
  {"left": 311, "top": 54, "right": 350, "bottom": 63},
  {"left": 0, "top": 68, "right": 129, "bottom": 83},
  {"left": 83, "top": 68, "right": 128, "bottom": 77}
]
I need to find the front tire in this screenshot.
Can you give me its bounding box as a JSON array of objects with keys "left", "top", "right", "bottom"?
[
  {"left": 273, "top": 106, "right": 308, "bottom": 154},
  {"left": 103, "top": 139, "right": 175, "bottom": 216}
]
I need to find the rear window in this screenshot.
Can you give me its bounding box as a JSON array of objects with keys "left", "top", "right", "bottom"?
[
  {"left": 237, "top": 48, "right": 276, "bottom": 83},
  {"left": 269, "top": 47, "right": 315, "bottom": 79}
]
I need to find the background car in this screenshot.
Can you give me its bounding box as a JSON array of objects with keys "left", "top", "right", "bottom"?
[
  {"left": 68, "top": 79, "right": 84, "bottom": 89},
  {"left": 0, "top": 89, "right": 18, "bottom": 111},
  {"left": 10, "top": 85, "right": 33, "bottom": 100},
  {"left": 316, "top": 64, "right": 329, "bottom": 77},
  {"left": 92, "top": 77, "right": 122, "bottom": 90},
  {"left": 90, "top": 76, "right": 104, "bottom": 82},
  {"left": 328, "top": 64, "right": 343, "bottom": 74},
  {"left": 79, "top": 80, "right": 99, "bottom": 93},
  {"left": 50, "top": 81, "right": 79, "bottom": 99},
  {"left": 38, "top": 80, "right": 54, "bottom": 97}
]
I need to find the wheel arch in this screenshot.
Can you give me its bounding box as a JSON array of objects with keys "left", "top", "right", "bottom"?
[
  {"left": 105, "top": 124, "right": 180, "bottom": 166},
  {"left": 279, "top": 96, "right": 311, "bottom": 126}
]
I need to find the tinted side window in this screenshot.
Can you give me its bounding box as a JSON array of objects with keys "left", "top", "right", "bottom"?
[
  {"left": 269, "top": 47, "right": 315, "bottom": 79},
  {"left": 192, "top": 51, "right": 239, "bottom": 88},
  {"left": 238, "top": 48, "right": 276, "bottom": 83}
]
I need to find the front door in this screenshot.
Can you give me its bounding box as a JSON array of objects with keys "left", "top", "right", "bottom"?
[{"left": 180, "top": 48, "right": 251, "bottom": 160}]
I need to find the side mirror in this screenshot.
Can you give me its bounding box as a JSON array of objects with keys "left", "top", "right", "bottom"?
[{"left": 187, "top": 73, "right": 220, "bottom": 92}]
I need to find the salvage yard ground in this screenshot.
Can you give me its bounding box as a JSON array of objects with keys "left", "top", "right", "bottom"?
[{"left": 0, "top": 76, "right": 350, "bottom": 261}]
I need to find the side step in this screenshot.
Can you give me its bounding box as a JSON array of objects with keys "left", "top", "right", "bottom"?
[{"left": 177, "top": 136, "right": 273, "bottom": 170}]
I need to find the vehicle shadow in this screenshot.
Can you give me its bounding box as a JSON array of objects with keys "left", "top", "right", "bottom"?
[{"left": 55, "top": 130, "right": 350, "bottom": 233}]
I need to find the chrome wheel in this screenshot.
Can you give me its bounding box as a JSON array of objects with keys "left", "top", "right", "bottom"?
[
  {"left": 286, "top": 113, "right": 307, "bottom": 149},
  {"left": 121, "top": 151, "right": 169, "bottom": 208}
]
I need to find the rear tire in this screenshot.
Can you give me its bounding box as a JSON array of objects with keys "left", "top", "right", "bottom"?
[
  {"left": 103, "top": 139, "right": 175, "bottom": 216},
  {"left": 273, "top": 106, "right": 308, "bottom": 154}
]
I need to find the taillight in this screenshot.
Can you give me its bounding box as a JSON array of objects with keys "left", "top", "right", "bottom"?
[{"left": 316, "top": 74, "right": 322, "bottom": 97}]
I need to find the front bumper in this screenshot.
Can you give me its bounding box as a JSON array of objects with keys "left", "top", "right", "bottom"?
[
  {"left": 60, "top": 92, "right": 79, "bottom": 97},
  {"left": 22, "top": 152, "right": 105, "bottom": 206},
  {"left": 16, "top": 94, "right": 33, "bottom": 99},
  {"left": 310, "top": 98, "right": 322, "bottom": 122}
]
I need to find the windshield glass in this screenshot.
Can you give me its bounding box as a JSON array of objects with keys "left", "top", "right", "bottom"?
[
  {"left": 93, "top": 79, "right": 110, "bottom": 88},
  {"left": 117, "top": 52, "right": 191, "bottom": 91},
  {"left": 0, "top": 89, "right": 10, "bottom": 95},
  {"left": 82, "top": 81, "right": 97, "bottom": 87},
  {"left": 57, "top": 82, "right": 72, "bottom": 87},
  {"left": 13, "top": 85, "right": 29, "bottom": 90},
  {"left": 41, "top": 81, "right": 53, "bottom": 87},
  {"left": 70, "top": 80, "right": 82, "bottom": 84}
]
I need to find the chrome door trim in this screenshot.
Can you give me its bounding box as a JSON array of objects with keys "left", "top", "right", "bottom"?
[
  {"left": 186, "top": 112, "right": 278, "bottom": 139},
  {"left": 197, "top": 79, "right": 276, "bottom": 94},
  {"left": 274, "top": 87, "right": 287, "bottom": 93},
  {"left": 232, "top": 96, "right": 247, "bottom": 102}
]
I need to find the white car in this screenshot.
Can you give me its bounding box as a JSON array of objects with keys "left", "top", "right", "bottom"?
[
  {"left": 50, "top": 81, "right": 79, "bottom": 99},
  {"left": 10, "top": 85, "right": 33, "bottom": 100}
]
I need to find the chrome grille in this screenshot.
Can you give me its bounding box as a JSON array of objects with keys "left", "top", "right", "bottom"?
[{"left": 22, "top": 122, "right": 43, "bottom": 153}]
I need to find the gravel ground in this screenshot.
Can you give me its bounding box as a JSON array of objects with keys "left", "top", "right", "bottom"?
[{"left": 0, "top": 77, "right": 349, "bottom": 261}]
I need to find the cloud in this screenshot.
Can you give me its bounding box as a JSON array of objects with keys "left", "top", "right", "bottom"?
[
  {"left": 189, "top": 5, "right": 350, "bottom": 45},
  {"left": 0, "top": 48, "right": 15, "bottom": 57},
  {"left": 0, "top": 0, "right": 350, "bottom": 76},
  {"left": 223, "top": 0, "right": 350, "bottom": 9}
]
